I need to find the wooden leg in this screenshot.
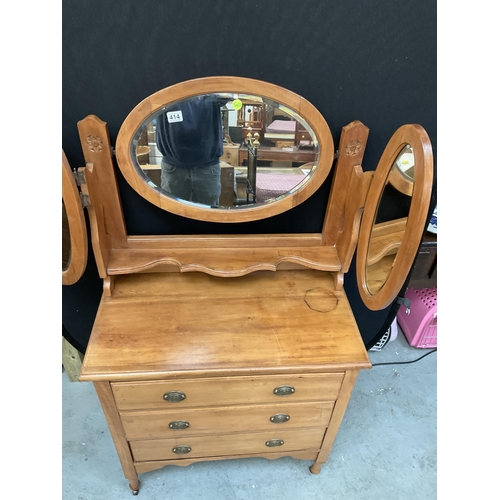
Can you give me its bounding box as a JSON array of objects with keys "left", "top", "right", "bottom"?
[
  {"left": 93, "top": 381, "right": 140, "bottom": 492},
  {"left": 309, "top": 463, "right": 322, "bottom": 474},
  {"left": 130, "top": 479, "right": 140, "bottom": 495},
  {"left": 311, "top": 369, "right": 359, "bottom": 473}
]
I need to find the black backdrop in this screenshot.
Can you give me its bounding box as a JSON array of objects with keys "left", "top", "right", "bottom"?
[{"left": 62, "top": 0, "right": 437, "bottom": 352}]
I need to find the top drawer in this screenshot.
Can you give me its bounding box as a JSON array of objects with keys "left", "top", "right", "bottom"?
[{"left": 111, "top": 373, "right": 344, "bottom": 411}]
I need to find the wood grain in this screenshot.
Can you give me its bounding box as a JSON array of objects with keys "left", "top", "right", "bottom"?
[
  {"left": 310, "top": 369, "right": 359, "bottom": 473},
  {"left": 78, "top": 164, "right": 110, "bottom": 279},
  {"left": 93, "top": 381, "right": 139, "bottom": 490},
  {"left": 134, "top": 450, "right": 318, "bottom": 474},
  {"left": 107, "top": 246, "right": 341, "bottom": 277},
  {"left": 129, "top": 427, "right": 326, "bottom": 462},
  {"left": 77, "top": 115, "right": 127, "bottom": 248},
  {"left": 120, "top": 401, "right": 334, "bottom": 439},
  {"left": 336, "top": 166, "right": 373, "bottom": 273},
  {"left": 80, "top": 270, "right": 371, "bottom": 381},
  {"left": 112, "top": 373, "right": 344, "bottom": 410},
  {"left": 322, "top": 121, "right": 369, "bottom": 246}
]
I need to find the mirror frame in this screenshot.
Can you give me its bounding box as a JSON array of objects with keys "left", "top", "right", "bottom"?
[
  {"left": 115, "top": 76, "right": 334, "bottom": 222},
  {"left": 356, "top": 124, "right": 434, "bottom": 310},
  {"left": 62, "top": 150, "right": 88, "bottom": 285}
]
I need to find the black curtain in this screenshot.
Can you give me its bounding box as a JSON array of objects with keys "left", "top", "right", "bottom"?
[{"left": 62, "top": 0, "right": 437, "bottom": 351}]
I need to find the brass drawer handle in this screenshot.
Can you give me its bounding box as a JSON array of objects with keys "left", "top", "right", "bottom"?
[
  {"left": 172, "top": 446, "right": 191, "bottom": 455},
  {"left": 169, "top": 420, "right": 190, "bottom": 430},
  {"left": 266, "top": 439, "right": 284, "bottom": 447},
  {"left": 163, "top": 391, "right": 186, "bottom": 403},
  {"left": 270, "top": 413, "right": 290, "bottom": 424},
  {"left": 273, "top": 385, "right": 295, "bottom": 396}
]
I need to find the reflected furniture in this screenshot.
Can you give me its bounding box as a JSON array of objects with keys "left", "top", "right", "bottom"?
[
  {"left": 408, "top": 232, "right": 437, "bottom": 289},
  {"left": 264, "top": 119, "right": 296, "bottom": 147},
  {"left": 238, "top": 145, "right": 317, "bottom": 165},
  {"left": 63, "top": 76, "right": 433, "bottom": 495},
  {"left": 236, "top": 100, "right": 266, "bottom": 138},
  {"left": 255, "top": 172, "right": 307, "bottom": 202}
]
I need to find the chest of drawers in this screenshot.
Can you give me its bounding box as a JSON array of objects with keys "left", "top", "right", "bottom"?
[{"left": 80, "top": 270, "right": 371, "bottom": 494}]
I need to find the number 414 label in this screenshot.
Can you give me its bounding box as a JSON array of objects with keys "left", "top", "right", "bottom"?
[{"left": 167, "top": 111, "right": 183, "bottom": 123}]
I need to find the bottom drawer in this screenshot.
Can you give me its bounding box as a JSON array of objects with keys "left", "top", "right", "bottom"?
[{"left": 130, "top": 427, "right": 326, "bottom": 462}]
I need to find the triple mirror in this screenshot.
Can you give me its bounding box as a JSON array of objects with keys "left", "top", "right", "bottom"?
[{"left": 65, "top": 77, "right": 434, "bottom": 313}]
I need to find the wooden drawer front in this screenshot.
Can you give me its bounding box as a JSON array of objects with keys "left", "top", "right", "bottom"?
[
  {"left": 112, "top": 373, "right": 344, "bottom": 411},
  {"left": 121, "top": 401, "right": 334, "bottom": 439},
  {"left": 130, "top": 427, "right": 326, "bottom": 462}
]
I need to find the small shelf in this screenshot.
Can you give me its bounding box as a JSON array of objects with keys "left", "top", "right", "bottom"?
[{"left": 107, "top": 246, "right": 342, "bottom": 277}]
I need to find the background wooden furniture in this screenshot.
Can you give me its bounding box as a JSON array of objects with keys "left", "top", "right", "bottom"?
[
  {"left": 408, "top": 232, "right": 437, "bottom": 289},
  {"left": 295, "top": 122, "right": 314, "bottom": 148},
  {"left": 237, "top": 100, "right": 266, "bottom": 138},
  {"left": 239, "top": 145, "right": 316, "bottom": 165},
  {"left": 62, "top": 337, "right": 84, "bottom": 382},
  {"left": 221, "top": 143, "right": 240, "bottom": 167}
]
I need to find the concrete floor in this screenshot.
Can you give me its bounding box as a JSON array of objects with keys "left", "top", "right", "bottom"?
[{"left": 62, "top": 329, "right": 436, "bottom": 500}]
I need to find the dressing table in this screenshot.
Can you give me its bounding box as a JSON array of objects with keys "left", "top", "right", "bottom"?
[{"left": 62, "top": 76, "right": 433, "bottom": 495}]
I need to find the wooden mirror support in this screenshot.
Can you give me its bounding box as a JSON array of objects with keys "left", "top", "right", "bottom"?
[
  {"left": 65, "top": 77, "right": 434, "bottom": 495},
  {"left": 74, "top": 109, "right": 372, "bottom": 291}
]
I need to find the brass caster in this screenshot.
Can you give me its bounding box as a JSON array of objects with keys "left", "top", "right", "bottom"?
[{"left": 130, "top": 480, "right": 140, "bottom": 495}]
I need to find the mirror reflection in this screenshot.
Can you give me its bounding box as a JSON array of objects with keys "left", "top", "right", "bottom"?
[
  {"left": 365, "top": 145, "right": 414, "bottom": 294},
  {"left": 395, "top": 146, "right": 414, "bottom": 180},
  {"left": 132, "top": 93, "right": 319, "bottom": 208}
]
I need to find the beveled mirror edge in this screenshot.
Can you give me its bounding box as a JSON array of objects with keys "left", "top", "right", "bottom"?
[
  {"left": 356, "top": 124, "right": 434, "bottom": 311},
  {"left": 62, "top": 150, "right": 88, "bottom": 285},
  {"left": 115, "top": 76, "right": 334, "bottom": 223}
]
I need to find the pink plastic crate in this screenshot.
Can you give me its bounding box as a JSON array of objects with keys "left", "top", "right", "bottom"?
[{"left": 397, "top": 287, "right": 437, "bottom": 348}]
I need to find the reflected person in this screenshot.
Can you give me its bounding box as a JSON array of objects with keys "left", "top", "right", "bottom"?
[{"left": 156, "top": 96, "right": 226, "bottom": 206}]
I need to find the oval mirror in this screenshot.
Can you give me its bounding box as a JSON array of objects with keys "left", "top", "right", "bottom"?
[
  {"left": 115, "top": 77, "right": 334, "bottom": 222},
  {"left": 62, "top": 150, "right": 88, "bottom": 285},
  {"left": 356, "top": 125, "right": 433, "bottom": 311}
]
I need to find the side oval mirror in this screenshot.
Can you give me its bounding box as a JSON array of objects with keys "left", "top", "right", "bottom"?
[
  {"left": 356, "top": 124, "right": 434, "bottom": 310},
  {"left": 62, "top": 150, "right": 88, "bottom": 285}
]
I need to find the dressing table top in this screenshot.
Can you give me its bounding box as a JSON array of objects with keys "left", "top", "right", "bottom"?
[{"left": 80, "top": 269, "right": 371, "bottom": 382}]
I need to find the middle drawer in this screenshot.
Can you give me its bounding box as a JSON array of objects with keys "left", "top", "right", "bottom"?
[{"left": 120, "top": 401, "right": 334, "bottom": 439}]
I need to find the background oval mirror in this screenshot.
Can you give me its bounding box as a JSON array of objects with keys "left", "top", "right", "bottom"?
[
  {"left": 356, "top": 125, "right": 433, "bottom": 311},
  {"left": 116, "top": 77, "right": 334, "bottom": 222}
]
